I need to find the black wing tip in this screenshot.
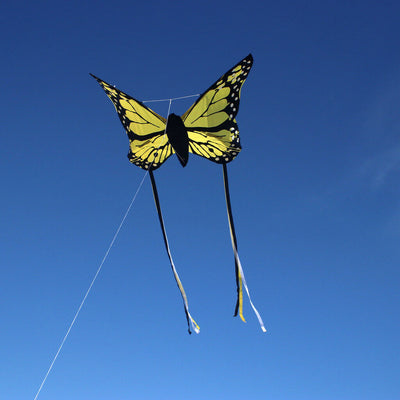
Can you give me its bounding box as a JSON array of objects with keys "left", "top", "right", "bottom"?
[
  {"left": 90, "top": 73, "right": 110, "bottom": 86},
  {"left": 242, "top": 53, "right": 253, "bottom": 64},
  {"left": 90, "top": 73, "right": 104, "bottom": 84},
  {"left": 235, "top": 54, "right": 253, "bottom": 69}
]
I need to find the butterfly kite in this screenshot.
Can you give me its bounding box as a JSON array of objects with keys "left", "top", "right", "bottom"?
[{"left": 91, "top": 54, "right": 265, "bottom": 333}]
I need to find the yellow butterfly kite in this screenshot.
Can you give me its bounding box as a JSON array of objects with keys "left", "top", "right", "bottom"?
[{"left": 91, "top": 54, "right": 265, "bottom": 333}]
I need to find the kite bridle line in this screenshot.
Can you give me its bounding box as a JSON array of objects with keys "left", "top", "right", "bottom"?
[
  {"left": 32, "top": 94, "right": 200, "bottom": 400},
  {"left": 142, "top": 93, "right": 200, "bottom": 104}
]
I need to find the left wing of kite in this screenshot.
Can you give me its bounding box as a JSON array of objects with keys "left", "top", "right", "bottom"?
[{"left": 90, "top": 74, "right": 173, "bottom": 170}]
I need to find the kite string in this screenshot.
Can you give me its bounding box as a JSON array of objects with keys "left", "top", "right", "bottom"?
[
  {"left": 33, "top": 171, "right": 149, "bottom": 400},
  {"left": 33, "top": 95, "right": 198, "bottom": 400}
]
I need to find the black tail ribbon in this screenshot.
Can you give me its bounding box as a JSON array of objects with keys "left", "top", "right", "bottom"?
[
  {"left": 149, "top": 170, "right": 199, "bottom": 334},
  {"left": 222, "top": 163, "right": 245, "bottom": 320}
]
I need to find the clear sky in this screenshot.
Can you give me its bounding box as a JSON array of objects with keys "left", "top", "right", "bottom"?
[{"left": 2, "top": 1, "right": 400, "bottom": 399}]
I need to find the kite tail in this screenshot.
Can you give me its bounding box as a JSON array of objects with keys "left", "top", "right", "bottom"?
[
  {"left": 222, "top": 164, "right": 243, "bottom": 320},
  {"left": 222, "top": 163, "right": 266, "bottom": 332},
  {"left": 149, "top": 170, "right": 200, "bottom": 334}
]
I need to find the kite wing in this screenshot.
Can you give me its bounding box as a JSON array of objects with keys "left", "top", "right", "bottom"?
[
  {"left": 181, "top": 54, "right": 253, "bottom": 164},
  {"left": 91, "top": 74, "right": 173, "bottom": 170}
]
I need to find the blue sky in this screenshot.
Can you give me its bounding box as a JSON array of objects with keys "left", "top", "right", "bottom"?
[{"left": 2, "top": 0, "right": 400, "bottom": 399}]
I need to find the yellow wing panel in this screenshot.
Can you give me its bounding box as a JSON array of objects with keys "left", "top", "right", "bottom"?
[
  {"left": 128, "top": 134, "right": 173, "bottom": 170},
  {"left": 182, "top": 54, "right": 253, "bottom": 164},
  {"left": 187, "top": 119, "right": 241, "bottom": 164},
  {"left": 91, "top": 74, "right": 173, "bottom": 170}
]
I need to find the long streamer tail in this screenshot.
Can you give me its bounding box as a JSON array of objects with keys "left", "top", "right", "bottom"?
[
  {"left": 222, "top": 163, "right": 266, "bottom": 332},
  {"left": 149, "top": 170, "right": 200, "bottom": 334},
  {"left": 222, "top": 164, "right": 243, "bottom": 319}
]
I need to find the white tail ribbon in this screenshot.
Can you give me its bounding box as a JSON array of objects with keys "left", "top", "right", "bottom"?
[{"left": 233, "top": 247, "right": 266, "bottom": 332}]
